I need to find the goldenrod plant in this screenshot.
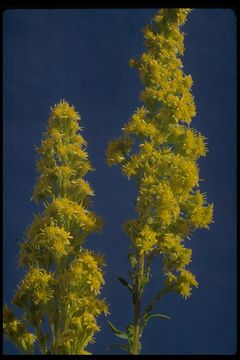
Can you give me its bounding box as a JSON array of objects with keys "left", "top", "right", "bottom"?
[
  {"left": 3, "top": 100, "right": 108, "bottom": 354},
  {"left": 106, "top": 9, "right": 213, "bottom": 354}
]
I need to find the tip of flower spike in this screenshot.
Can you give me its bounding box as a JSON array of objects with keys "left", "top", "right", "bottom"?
[{"left": 50, "top": 99, "right": 80, "bottom": 122}]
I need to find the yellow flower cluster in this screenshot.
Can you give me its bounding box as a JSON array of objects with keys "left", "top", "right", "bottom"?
[
  {"left": 13, "top": 268, "right": 54, "bottom": 306},
  {"left": 48, "top": 250, "right": 109, "bottom": 354},
  {"left": 49, "top": 100, "right": 81, "bottom": 135},
  {"left": 4, "top": 101, "right": 107, "bottom": 354},
  {"left": 165, "top": 268, "right": 198, "bottom": 299},
  {"left": 106, "top": 9, "right": 213, "bottom": 301},
  {"left": 68, "top": 250, "right": 105, "bottom": 295},
  {"left": 3, "top": 305, "right": 37, "bottom": 353},
  {"left": 32, "top": 101, "right": 93, "bottom": 204},
  {"left": 135, "top": 225, "right": 158, "bottom": 255},
  {"left": 138, "top": 182, "right": 180, "bottom": 226},
  {"left": 65, "top": 178, "right": 94, "bottom": 201},
  {"left": 40, "top": 225, "right": 73, "bottom": 261}
]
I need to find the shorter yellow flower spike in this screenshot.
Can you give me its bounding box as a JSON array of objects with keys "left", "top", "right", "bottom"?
[{"left": 4, "top": 101, "right": 107, "bottom": 355}]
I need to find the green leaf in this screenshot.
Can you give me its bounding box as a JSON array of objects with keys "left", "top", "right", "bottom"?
[
  {"left": 116, "top": 276, "right": 133, "bottom": 292},
  {"left": 141, "top": 313, "right": 171, "bottom": 333},
  {"left": 142, "top": 271, "right": 151, "bottom": 287},
  {"left": 108, "top": 343, "right": 129, "bottom": 353},
  {"left": 128, "top": 270, "right": 135, "bottom": 281},
  {"left": 128, "top": 253, "right": 137, "bottom": 268},
  {"left": 107, "top": 321, "right": 128, "bottom": 340},
  {"left": 147, "top": 313, "right": 171, "bottom": 321}
]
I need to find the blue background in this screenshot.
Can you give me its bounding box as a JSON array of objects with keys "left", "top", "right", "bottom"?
[{"left": 3, "top": 9, "right": 236, "bottom": 355}]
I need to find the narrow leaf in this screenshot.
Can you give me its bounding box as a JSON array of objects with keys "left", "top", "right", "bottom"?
[
  {"left": 107, "top": 321, "right": 128, "bottom": 340},
  {"left": 116, "top": 276, "right": 133, "bottom": 292},
  {"left": 148, "top": 313, "right": 171, "bottom": 321},
  {"left": 141, "top": 313, "right": 171, "bottom": 332},
  {"left": 108, "top": 343, "right": 129, "bottom": 353}
]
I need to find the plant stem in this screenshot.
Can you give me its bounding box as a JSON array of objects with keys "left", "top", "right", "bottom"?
[
  {"left": 144, "top": 286, "right": 171, "bottom": 316},
  {"left": 131, "top": 297, "right": 141, "bottom": 354},
  {"left": 36, "top": 326, "right": 46, "bottom": 354},
  {"left": 130, "top": 254, "right": 144, "bottom": 355}
]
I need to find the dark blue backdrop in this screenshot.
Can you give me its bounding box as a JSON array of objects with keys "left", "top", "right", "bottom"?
[{"left": 3, "top": 9, "right": 236, "bottom": 355}]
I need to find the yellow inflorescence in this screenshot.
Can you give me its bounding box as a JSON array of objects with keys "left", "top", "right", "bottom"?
[
  {"left": 106, "top": 8, "right": 213, "bottom": 299},
  {"left": 4, "top": 100, "right": 108, "bottom": 354}
]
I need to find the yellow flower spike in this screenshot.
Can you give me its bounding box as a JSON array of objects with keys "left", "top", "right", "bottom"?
[
  {"left": 106, "top": 9, "right": 213, "bottom": 354},
  {"left": 4, "top": 101, "right": 107, "bottom": 355}
]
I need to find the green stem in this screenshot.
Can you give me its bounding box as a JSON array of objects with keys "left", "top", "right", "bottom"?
[
  {"left": 131, "top": 298, "right": 141, "bottom": 355},
  {"left": 130, "top": 254, "right": 144, "bottom": 355},
  {"left": 53, "top": 266, "right": 61, "bottom": 354},
  {"left": 36, "top": 326, "right": 46, "bottom": 354},
  {"left": 144, "top": 286, "right": 171, "bottom": 315},
  {"left": 50, "top": 323, "right": 55, "bottom": 353}
]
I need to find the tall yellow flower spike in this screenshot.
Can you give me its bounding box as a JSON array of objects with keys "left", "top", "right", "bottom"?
[
  {"left": 4, "top": 100, "right": 108, "bottom": 354},
  {"left": 106, "top": 9, "right": 213, "bottom": 354}
]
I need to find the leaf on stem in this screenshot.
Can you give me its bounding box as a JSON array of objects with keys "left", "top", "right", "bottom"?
[
  {"left": 116, "top": 276, "right": 133, "bottom": 292},
  {"left": 108, "top": 343, "right": 130, "bottom": 353},
  {"left": 147, "top": 313, "right": 171, "bottom": 320},
  {"left": 141, "top": 313, "right": 171, "bottom": 332},
  {"left": 107, "top": 321, "right": 129, "bottom": 340}
]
